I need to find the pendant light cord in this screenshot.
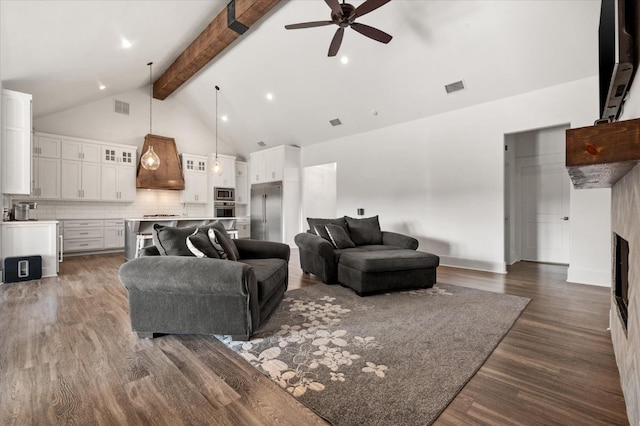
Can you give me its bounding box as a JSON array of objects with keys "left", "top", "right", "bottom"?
[
  {"left": 215, "top": 85, "right": 220, "bottom": 159},
  {"left": 148, "top": 62, "right": 153, "bottom": 134}
]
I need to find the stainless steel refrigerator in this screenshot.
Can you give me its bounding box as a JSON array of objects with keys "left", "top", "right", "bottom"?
[{"left": 250, "top": 182, "right": 282, "bottom": 242}]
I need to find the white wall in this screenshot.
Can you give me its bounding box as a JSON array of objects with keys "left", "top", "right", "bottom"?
[
  {"left": 301, "top": 76, "right": 612, "bottom": 282},
  {"left": 34, "top": 86, "right": 236, "bottom": 158},
  {"left": 303, "top": 163, "right": 337, "bottom": 220}
]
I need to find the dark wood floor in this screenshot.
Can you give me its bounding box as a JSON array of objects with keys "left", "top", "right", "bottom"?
[{"left": 0, "top": 252, "right": 629, "bottom": 425}]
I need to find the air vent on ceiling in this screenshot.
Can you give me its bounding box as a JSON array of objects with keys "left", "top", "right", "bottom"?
[
  {"left": 257, "top": 141, "right": 266, "bottom": 147},
  {"left": 114, "top": 99, "right": 130, "bottom": 115},
  {"left": 329, "top": 118, "right": 342, "bottom": 127},
  {"left": 444, "top": 80, "right": 465, "bottom": 94}
]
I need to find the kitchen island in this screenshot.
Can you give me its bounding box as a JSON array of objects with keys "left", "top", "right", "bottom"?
[{"left": 123, "top": 217, "right": 241, "bottom": 260}]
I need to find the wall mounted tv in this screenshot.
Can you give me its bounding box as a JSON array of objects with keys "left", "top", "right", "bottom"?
[{"left": 599, "top": 0, "right": 636, "bottom": 122}]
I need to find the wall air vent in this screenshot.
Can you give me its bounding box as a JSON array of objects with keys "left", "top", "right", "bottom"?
[
  {"left": 257, "top": 141, "right": 266, "bottom": 147},
  {"left": 115, "top": 100, "right": 130, "bottom": 115},
  {"left": 444, "top": 80, "right": 465, "bottom": 94},
  {"left": 330, "top": 118, "right": 342, "bottom": 127}
]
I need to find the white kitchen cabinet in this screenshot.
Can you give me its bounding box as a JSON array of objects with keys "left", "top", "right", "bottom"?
[
  {"left": 102, "top": 145, "right": 135, "bottom": 166},
  {"left": 235, "top": 161, "right": 249, "bottom": 204},
  {"left": 181, "top": 154, "right": 208, "bottom": 204},
  {"left": 249, "top": 145, "right": 300, "bottom": 184},
  {"left": 236, "top": 217, "right": 250, "bottom": 238},
  {"left": 33, "top": 135, "right": 61, "bottom": 158},
  {"left": 61, "top": 139, "right": 101, "bottom": 163},
  {"left": 61, "top": 160, "right": 101, "bottom": 200},
  {"left": 32, "top": 157, "right": 61, "bottom": 199},
  {"left": 62, "top": 220, "right": 104, "bottom": 253},
  {"left": 103, "top": 220, "right": 125, "bottom": 249},
  {"left": 2, "top": 221, "right": 60, "bottom": 278},
  {"left": 30, "top": 134, "right": 61, "bottom": 199},
  {"left": 101, "top": 163, "right": 136, "bottom": 202},
  {"left": 211, "top": 154, "right": 236, "bottom": 188},
  {"left": 1, "top": 89, "right": 32, "bottom": 195}
]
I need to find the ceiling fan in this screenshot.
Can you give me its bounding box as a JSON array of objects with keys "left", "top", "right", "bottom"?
[{"left": 284, "top": 0, "right": 392, "bottom": 57}]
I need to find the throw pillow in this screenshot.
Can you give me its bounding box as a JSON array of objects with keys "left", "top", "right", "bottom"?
[
  {"left": 345, "top": 215, "right": 383, "bottom": 246},
  {"left": 152, "top": 224, "right": 197, "bottom": 256},
  {"left": 207, "top": 220, "right": 240, "bottom": 261},
  {"left": 307, "top": 217, "right": 348, "bottom": 241},
  {"left": 325, "top": 224, "right": 356, "bottom": 249},
  {"left": 186, "top": 228, "right": 221, "bottom": 258},
  {"left": 207, "top": 228, "right": 229, "bottom": 259},
  {"left": 208, "top": 228, "right": 239, "bottom": 261}
]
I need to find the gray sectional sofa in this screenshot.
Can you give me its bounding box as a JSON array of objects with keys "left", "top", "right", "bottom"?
[
  {"left": 119, "top": 221, "right": 289, "bottom": 341},
  {"left": 294, "top": 216, "right": 439, "bottom": 295}
]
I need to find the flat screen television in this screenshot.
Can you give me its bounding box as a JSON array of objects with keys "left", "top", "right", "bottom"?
[{"left": 599, "top": 0, "right": 636, "bottom": 121}]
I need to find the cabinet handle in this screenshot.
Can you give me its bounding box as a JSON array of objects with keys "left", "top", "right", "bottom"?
[
  {"left": 59, "top": 235, "right": 64, "bottom": 262},
  {"left": 79, "top": 232, "right": 89, "bottom": 235},
  {"left": 80, "top": 243, "right": 89, "bottom": 247}
]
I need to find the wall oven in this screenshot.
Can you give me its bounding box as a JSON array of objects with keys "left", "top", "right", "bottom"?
[
  {"left": 214, "top": 187, "right": 235, "bottom": 202},
  {"left": 214, "top": 202, "right": 236, "bottom": 218}
]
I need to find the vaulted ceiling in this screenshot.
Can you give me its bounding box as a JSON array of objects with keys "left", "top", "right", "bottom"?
[{"left": 1, "top": 1, "right": 600, "bottom": 158}]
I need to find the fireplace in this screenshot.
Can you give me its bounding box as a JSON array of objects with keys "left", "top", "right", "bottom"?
[{"left": 613, "top": 233, "right": 629, "bottom": 331}]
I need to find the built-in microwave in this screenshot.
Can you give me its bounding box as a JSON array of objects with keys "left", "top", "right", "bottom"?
[
  {"left": 214, "top": 187, "right": 235, "bottom": 201},
  {"left": 214, "top": 202, "right": 236, "bottom": 218}
]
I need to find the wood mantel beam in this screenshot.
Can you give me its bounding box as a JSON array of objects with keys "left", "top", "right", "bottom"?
[{"left": 153, "top": 0, "right": 282, "bottom": 100}]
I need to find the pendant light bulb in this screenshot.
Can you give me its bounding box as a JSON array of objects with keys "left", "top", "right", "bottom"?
[
  {"left": 141, "top": 145, "right": 160, "bottom": 170},
  {"left": 211, "top": 159, "right": 223, "bottom": 176}
]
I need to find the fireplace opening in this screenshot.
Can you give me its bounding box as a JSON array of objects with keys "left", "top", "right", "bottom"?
[{"left": 614, "top": 233, "right": 629, "bottom": 331}]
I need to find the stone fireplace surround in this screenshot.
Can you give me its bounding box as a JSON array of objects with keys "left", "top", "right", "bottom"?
[{"left": 611, "top": 164, "right": 640, "bottom": 425}]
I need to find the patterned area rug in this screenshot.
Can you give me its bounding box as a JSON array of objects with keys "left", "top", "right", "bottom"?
[{"left": 219, "top": 283, "right": 529, "bottom": 426}]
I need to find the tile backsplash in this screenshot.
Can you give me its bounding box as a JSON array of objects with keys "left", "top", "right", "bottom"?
[{"left": 10, "top": 190, "right": 207, "bottom": 220}]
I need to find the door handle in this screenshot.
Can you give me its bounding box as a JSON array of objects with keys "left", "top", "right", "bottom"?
[{"left": 562, "top": 217, "right": 569, "bottom": 221}]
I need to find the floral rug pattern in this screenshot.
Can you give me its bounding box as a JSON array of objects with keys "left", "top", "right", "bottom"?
[{"left": 221, "top": 285, "right": 452, "bottom": 397}]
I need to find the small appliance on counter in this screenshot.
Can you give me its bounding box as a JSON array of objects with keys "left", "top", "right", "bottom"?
[{"left": 12, "top": 202, "right": 37, "bottom": 221}]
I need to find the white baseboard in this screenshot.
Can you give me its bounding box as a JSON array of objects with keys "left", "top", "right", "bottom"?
[
  {"left": 567, "top": 267, "right": 611, "bottom": 287},
  {"left": 437, "top": 255, "right": 507, "bottom": 274}
]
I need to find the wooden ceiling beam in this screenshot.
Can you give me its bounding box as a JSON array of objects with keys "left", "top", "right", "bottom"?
[{"left": 153, "top": 0, "right": 282, "bottom": 100}]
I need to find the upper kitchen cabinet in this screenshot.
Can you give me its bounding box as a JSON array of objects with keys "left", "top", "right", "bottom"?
[
  {"left": 1, "top": 89, "right": 32, "bottom": 195},
  {"left": 61, "top": 139, "right": 101, "bottom": 163},
  {"left": 31, "top": 134, "right": 61, "bottom": 199},
  {"left": 181, "top": 153, "right": 208, "bottom": 204},
  {"left": 211, "top": 154, "right": 236, "bottom": 188},
  {"left": 235, "top": 161, "right": 249, "bottom": 204},
  {"left": 249, "top": 145, "right": 300, "bottom": 185}
]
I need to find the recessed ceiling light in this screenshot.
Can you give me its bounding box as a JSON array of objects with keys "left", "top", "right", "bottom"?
[
  {"left": 266, "top": 93, "right": 274, "bottom": 101},
  {"left": 341, "top": 56, "right": 349, "bottom": 65},
  {"left": 99, "top": 83, "right": 106, "bottom": 90},
  {"left": 121, "top": 38, "right": 133, "bottom": 49},
  {"left": 221, "top": 115, "right": 229, "bottom": 122}
]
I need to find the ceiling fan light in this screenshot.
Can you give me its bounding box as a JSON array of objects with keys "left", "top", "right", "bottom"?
[
  {"left": 141, "top": 145, "right": 160, "bottom": 170},
  {"left": 211, "top": 160, "right": 224, "bottom": 176}
]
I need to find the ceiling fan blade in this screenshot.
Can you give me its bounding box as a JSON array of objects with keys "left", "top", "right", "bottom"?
[
  {"left": 325, "top": 0, "right": 343, "bottom": 17},
  {"left": 351, "top": 22, "right": 392, "bottom": 44},
  {"left": 351, "top": 0, "right": 391, "bottom": 19},
  {"left": 328, "top": 27, "right": 345, "bottom": 57},
  {"left": 285, "top": 21, "right": 334, "bottom": 30}
]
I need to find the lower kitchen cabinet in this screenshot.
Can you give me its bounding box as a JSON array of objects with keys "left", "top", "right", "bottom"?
[{"left": 61, "top": 219, "right": 124, "bottom": 254}]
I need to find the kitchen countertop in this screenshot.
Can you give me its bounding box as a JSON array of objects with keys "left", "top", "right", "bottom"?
[{"left": 2, "top": 220, "right": 59, "bottom": 225}]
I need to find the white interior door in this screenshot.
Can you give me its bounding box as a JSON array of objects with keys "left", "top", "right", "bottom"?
[{"left": 520, "top": 161, "right": 570, "bottom": 263}]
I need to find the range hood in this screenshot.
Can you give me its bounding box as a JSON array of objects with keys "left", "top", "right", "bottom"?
[{"left": 136, "top": 134, "right": 185, "bottom": 190}]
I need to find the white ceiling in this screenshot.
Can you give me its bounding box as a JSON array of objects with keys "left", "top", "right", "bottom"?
[{"left": 1, "top": 0, "right": 600, "bottom": 158}]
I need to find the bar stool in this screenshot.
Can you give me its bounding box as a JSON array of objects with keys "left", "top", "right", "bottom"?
[{"left": 135, "top": 234, "right": 154, "bottom": 258}]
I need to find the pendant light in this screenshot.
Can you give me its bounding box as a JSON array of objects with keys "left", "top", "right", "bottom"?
[
  {"left": 141, "top": 62, "right": 161, "bottom": 171},
  {"left": 211, "top": 85, "right": 223, "bottom": 176}
]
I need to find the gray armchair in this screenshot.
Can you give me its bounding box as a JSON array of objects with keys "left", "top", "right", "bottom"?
[{"left": 119, "top": 238, "right": 289, "bottom": 341}]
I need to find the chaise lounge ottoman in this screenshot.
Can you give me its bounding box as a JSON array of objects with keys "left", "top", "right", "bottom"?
[{"left": 337, "top": 250, "right": 440, "bottom": 296}]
